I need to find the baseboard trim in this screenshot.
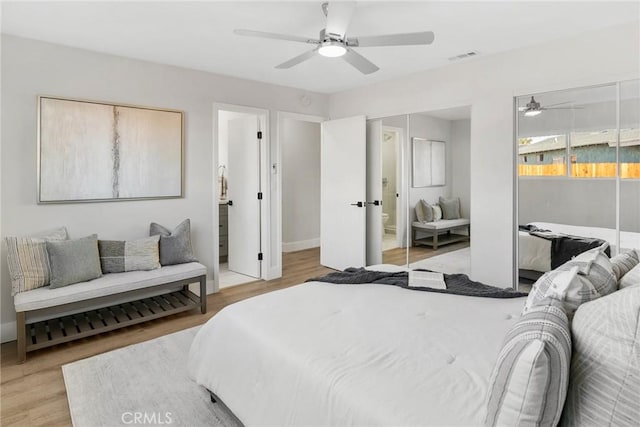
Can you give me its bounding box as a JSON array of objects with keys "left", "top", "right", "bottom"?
[
  {"left": 1, "top": 321, "right": 16, "bottom": 344},
  {"left": 282, "top": 238, "right": 320, "bottom": 253}
]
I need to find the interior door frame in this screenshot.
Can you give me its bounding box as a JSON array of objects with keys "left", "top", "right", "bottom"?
[
  {"left": 213, "top": 103, "right": 270, "bottom": 291},
  {"left": 275, "top": 111, "right": 326, "bottom": 279}
]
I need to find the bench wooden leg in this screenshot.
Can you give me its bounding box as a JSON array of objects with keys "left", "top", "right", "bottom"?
[
  {"left": 16, "top": 311, "right": 26, "bottom": 364},
  {"left": 199, "top": 275, "right": 207, "bottom": 314},
  {"left": 433, "top": 232, "right": 439, "bottom": 250}
]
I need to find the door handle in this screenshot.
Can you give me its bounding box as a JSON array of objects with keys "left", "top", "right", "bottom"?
[
  {"left": 366, "top": 200, "right": 382, "bottom": 206},
  {"left": 350, "top": 202, "right": 364, "bottom": 207},
  {"left": 227, "top": 200, "right": 233, "bottom": 206}
]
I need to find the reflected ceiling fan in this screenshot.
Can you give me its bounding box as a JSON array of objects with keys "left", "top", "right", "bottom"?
[
  {"left": 234, "top": 2, "right": 435, "bottom": 75},
  {"left": 519, "top": 96, "right": 583, "bottom": 117}
]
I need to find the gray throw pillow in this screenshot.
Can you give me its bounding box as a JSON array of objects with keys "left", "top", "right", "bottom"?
[
  {"left": 420, "top": 200, "right": 434, "bottom": 222},
  {"left": 439, "top": 196, "right": 461, "bottom": 219},
  {"left": 47, "top": 234, "right": 102, "bottom": 288},
  {"left": 98, "top": 235, "right": 160, "bottom": 274},
  {"left": 415, "top": 200, "right": 426, "bottom": 222},
  {"left": 149, "top": 219, "right": 198, "bottom": 266}
]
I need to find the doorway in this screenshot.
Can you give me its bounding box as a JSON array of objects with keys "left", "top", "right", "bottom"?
[
  {"left": 215, "top": 105, "right": 269, "bottom": 289},
  {"left": 277, "top": 112, "right": 324, "bottom": 273},
  {"left": 381, "top": 126, "right": 403, "bottom": 252}
]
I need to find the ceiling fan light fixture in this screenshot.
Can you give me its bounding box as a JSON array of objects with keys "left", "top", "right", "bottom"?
[
  {"left": 318, "top": 41, "right": 346, "bottom": 57},
  {"left": 524, "top": 109, "right": 542, "bottom": 117}
]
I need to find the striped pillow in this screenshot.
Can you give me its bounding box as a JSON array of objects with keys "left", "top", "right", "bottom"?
[
  {"left": 610, "top": 250, "right": 639, "bottom": 281},
  {"left": 486, "top": 303, "right": 571, "bottom": 427},
  {"left": 98, "top": 236, "right": 160, "bottom": 274},
  {"left": 560, "top": 286, "right": 640, "bottom": 426},
  {"left": 524, "top": 245, "right": 616, "bottom": 318},
  {"left": 5, "top": 227, "right": 68, "bottom": 295}
]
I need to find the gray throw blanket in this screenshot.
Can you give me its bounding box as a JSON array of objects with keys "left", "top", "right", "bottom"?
[{"left": 307, "top": 268, "right": 528, "bottom": 299}]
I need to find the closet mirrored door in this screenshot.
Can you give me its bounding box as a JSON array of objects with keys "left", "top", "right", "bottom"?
[
  {"left": 515, "top": 82, "right": 638, "bottom": 289},
  {"left": 407, "top": 108, "right": 472, "bottom": 273},
  {"left": 619, "top": 80, "right": 640, "bottom": 253},
  {"left": 365, "top": 114, "right": 409, "bottom": 267}
]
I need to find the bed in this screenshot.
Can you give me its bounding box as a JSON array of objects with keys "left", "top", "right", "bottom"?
[
  {"left": 188, "top": 265, "right": 526, "bottom": 426},
  {"left": 519, "top": 221, "right": 640, "bottom": 279}
]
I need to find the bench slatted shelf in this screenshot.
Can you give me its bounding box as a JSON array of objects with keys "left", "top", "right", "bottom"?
[{"left": 14, "top": 262, "right": 207, "bottom": 363}]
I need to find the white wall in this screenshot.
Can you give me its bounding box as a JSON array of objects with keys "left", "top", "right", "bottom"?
[
  {"left": 329, "top": 22, "right": 640, "bottom": 287},
  {"left": 451, "top": 119, "right": 471, "bottom": 219},
  {"left": 0, "top": 35, "right": 329, "bottom": 341},
  {"left": 281, "top": 119, "right": 321, "bottom": 251}
]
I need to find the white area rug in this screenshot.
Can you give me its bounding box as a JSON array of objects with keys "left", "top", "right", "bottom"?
[
  {"left": 63, "top": 327, "right": 242, "bottom": 427},
  {"left": 409, "top": 247, "right": 471, "bottom": 275}
]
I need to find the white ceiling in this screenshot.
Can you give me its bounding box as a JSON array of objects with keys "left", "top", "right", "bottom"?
[{"left": 2, "top": 1, "right": 639, "bottom": 94}]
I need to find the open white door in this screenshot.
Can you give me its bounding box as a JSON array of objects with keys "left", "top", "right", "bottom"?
[
  {"left": 366, "top": 120, "right": 383, "bottom": 265},
  {"left": 227, "top": 117, "right": 261, "bottom": 278},
  {"left": 321, "top": 116, "right": 366, "bottom": 270}
]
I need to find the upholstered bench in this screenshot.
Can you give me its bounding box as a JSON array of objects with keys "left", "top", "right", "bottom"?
[
  {"left": 412, "top": 219, "right": 471, "bottom": 249},
  {"left": 14, "top": 262, "right": 206, "bottom": 363}
]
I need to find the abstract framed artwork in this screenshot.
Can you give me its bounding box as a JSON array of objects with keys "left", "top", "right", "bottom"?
[
  {"left": 412, "top": 137, "right": 446, "bottom": 187},
  {"left": 37, "top": 96, "right": 184, "bottom": 203}
]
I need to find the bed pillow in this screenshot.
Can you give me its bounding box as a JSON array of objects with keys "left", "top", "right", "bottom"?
[
  {"left": 524, "top": 245, "right": 616, "bottom": 318},
  {"left": 150, "top": 219, "right": 198, "bottom": 266},
  {"left": 619, "top": 262, "right": 640, "bottom": 289},
  {"left": 47, "top": 234, "right": 102, "bottom": 288},
  {"left": 5, "top": 226, "right": 68, "bottom": 295},
  {"left": 98, "top": 236, "right": 160, "bottom": 274},
  {"left": 439, "top": 197, "right": 461, "bottom": 220},
  {"left": 610, "top": 250, "right": 639, "bottom": 281},
  {"left": 523, "top": 266, "right": 581, "bottom": 317},
  {"left": 432, "top": 204, "right": 443, "bottom": 221},
  {"left": 486, "top": 303, "right": 571, "bottom": 427},
  {"left": 560, "top": 286, "right": 640, "bottom": 426}
]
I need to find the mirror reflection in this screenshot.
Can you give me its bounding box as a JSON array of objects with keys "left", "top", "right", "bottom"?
[
  {"left": 366, "top": 108, "right": 472, "bottom": 270},
  {"left": 407, "top": 107, "right": 472, "bottom": 272},
  {"left": 516, "top": 81, "right": 640, "bottom": 290}
]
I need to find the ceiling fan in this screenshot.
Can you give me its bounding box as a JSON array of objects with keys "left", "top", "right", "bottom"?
[
  {"left": 519, "top": 96, "right": 582, "bottom": 117},
  {"left": 234, "top": 2, "right": 435, "bottom": 75}
]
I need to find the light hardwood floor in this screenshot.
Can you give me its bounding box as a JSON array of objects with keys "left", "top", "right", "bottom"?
[{"left": 0, "top": 244, "right": 468, "bottom": 426}]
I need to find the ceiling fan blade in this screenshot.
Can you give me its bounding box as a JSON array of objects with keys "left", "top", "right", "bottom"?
[
  {"left": 342, "top": 48, "right": 379, "bottom": 75},
  {"left": 348, "top": 31, "right": 435, "bottom": 47},
  {"left": 325, "top": 1, "right": 356, "bottom": 39},
  {"left": 543, "top": 106, "right": 584, "bottom": 110},
  {"left": 234, "top": 29, "right": 318, "bottom": 45},
  {"left": 275, "top": 48, "right": 319, "bottom": 69}
]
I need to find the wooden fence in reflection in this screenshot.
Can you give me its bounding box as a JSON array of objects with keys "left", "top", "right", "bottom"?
[{"left": 519, "top": 163, "right": 640, "bottom": 178}]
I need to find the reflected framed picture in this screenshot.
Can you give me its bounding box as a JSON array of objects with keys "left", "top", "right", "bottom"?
[
  {"left": 37, "top": 96, "right": 184, "bottom": 203},
  {"left": 412, "top": 137, "right": 446, "bottom": 187}
]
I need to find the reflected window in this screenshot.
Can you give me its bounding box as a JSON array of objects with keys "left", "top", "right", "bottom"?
[{"left": 518, "top": 135, "right": 566, "bottom": 176}]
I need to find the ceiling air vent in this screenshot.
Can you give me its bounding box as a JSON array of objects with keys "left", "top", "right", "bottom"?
[{"left": 448, "top": 51, "right": 479, "bottom": 61}]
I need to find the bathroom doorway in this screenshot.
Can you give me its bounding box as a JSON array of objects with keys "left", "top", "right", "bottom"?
[
  {"left": 215, "top": 105, "right": 269, "bottom": 289},
  {"left": 382, "top": 126, "right": 403, "bottom": 252}
]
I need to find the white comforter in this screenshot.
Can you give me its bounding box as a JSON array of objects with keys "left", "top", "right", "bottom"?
[{"left": 188, "top": 277, "right": 525, "bottom": 426}]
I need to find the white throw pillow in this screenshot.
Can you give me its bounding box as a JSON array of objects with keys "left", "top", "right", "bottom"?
[{"left": 432, "top": 204, "right": 442, "bottom": 221}]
